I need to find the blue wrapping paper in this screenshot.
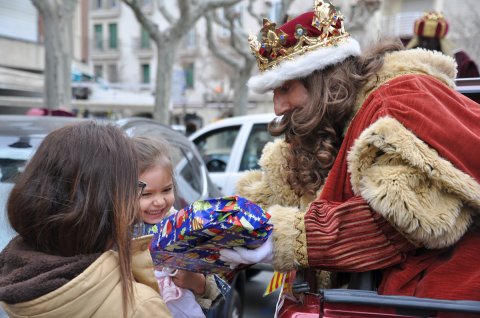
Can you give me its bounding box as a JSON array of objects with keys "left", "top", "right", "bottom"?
[{"left": 149, "top": 196, "right": 272, "bottom": 275}]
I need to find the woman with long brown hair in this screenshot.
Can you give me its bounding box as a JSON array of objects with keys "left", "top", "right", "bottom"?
[
  {"left": 0, "top": 121, "right": 171, "bottom": 317},
  {"left": 221, "top": 0, "right": 480, "bottom": 306}
]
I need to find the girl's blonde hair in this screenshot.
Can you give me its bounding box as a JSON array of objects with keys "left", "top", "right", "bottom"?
[{"left": 132, "top": 135, "right": 173, "bottom": 176}]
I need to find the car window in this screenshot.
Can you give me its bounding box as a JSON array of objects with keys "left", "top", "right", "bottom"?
[
  {"left": 193, "top": 126, "right": 241, "bottom": 173},
  {"left": 239, "top": 123, "right": 275, "bottom": 171},
  {"left": 171, "top": 144, "right": 204, "bottom": 209}
]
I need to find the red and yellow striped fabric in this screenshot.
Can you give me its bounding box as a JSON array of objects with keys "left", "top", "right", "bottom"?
[
  {"left": 264, "top": 271, "right": 296, "bottom": 296},
  {"left": 264, "top": 271, "right": 285, "bottom": 296}
]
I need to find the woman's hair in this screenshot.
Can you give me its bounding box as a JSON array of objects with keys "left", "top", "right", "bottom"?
[
  {"left": 132, "top": 135, "right": 173, "bottom": 176},
  {"left": 7, "top": 121, "right": 138, "bottom": 314},
  {"left": 269, "top": 38, "right": 405, "bottom": 196}
]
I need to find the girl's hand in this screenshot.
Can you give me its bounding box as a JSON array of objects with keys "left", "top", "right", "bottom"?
[{"left": 172, "top": 270, "right": 206, "bottom": 295}]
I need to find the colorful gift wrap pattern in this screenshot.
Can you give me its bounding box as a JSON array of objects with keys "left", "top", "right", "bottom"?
[{"left": 149, "top": 196, "right": 273, "bottom": 275}]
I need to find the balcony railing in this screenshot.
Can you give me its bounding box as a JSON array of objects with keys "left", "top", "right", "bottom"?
[
  {"left": 132, "top": 37, "right": 154, "bottom": 58},
  {"left": 91, "top": 38, "right": 121, "bottom": 57},
  {"left": 132, "top": 37, "right": 153, "bottom": 50}
]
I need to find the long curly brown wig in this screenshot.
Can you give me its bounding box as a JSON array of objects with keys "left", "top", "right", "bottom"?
[{"left": 269, "top": 38, "right": 405, "bottom": 197}]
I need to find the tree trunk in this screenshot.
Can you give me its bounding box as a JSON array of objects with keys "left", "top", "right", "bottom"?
[
  {"left": 154, "top": 41, "right": 178, "bottom": 125},
  {"left": 32, "top": 0, "right": 77, "bottom": 110},
  {"left": 232, "top": 58, "right": 255, "bottom": 116}
]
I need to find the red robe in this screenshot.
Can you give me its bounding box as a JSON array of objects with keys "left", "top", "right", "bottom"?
[{"left": 304, "top": 74, "right": 480, "bottom": 300}]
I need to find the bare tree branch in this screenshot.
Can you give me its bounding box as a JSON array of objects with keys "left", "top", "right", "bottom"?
[
  {"left": 200, "top": 0, "right": 243, "bottom": 11},
  {"left": 211, "top": 10, "right": 229, "bottom": 29},
  {"left": 247, "top": 0, "right": 263, "bottom": 24},
  {"left": 205, "top": 12, "right": 242, "bottom": 69},
  {"left": 205, "top": 0, "right": 295, "bottom": 116},
  {"left": 157, "top": 0, "right": 176, "bottom": 24},
  {"left": 124, "top": 0, "right": 161, "bottom": 41},
  {"left": 348, "top": 0, "right": 380, "bottom": 32},
  {"left": 211, "top": 8, "right": 250, "bottom": 57},
  {"left": 178, "top": 0, "right": 243, "bottom": 27},
  {"left": 167, "top": 0, "right": 242, "bottom": 40},
  {"left": 279, "top": 0, "right": 295, "bottom": 23},
  {"left": 225, "top": 7, "right": 250, "bottom": 54},
  {"left": 175, "top": 0, "right": 193, "bottom": 34},
  {"left": 123, "top": 0, "right": 243, "bottom": 123},
  {"left": 447, "top": 0, "right": 480, "bottom": 64},
  {"left": 246, "top": 0, "right": 293, "bottom": 27}
]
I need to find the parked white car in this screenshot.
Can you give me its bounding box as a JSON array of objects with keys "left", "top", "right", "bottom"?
[{"left": 189, "top": 113, "right": 282, "bottom": 196}]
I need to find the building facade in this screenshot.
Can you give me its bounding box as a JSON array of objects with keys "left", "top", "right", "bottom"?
[
  {"left": 0, "top": 0, "right": 90, "bottom": 113},
  {"left": 0, "top": 0, "right": 476, "bottom": 121},
  {"left": 87, "top": 0, "right": 312, "bottom": 124}
]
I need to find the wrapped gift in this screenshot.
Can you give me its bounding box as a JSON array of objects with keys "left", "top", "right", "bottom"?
[{"left": 149, "top": 196, "right": 273, "bottom": 275}]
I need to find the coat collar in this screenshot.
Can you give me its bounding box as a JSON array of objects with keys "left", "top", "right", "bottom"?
[{"left": 355, "top": 48, "right": 457, "bottom": 114}]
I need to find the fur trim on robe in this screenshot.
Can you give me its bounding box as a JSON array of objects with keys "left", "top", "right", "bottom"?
[
  {"left": 347, "top": 116, "right": 480, "bottom": 248},
  {"left": 236, "top": 139, "right": 326, "bottom": 282},
  {"left": 355, "top": 48, "right": 457, "bottom": 115},
  {"left": 236, "top": 139, "right": 317, "bottom": 210}
]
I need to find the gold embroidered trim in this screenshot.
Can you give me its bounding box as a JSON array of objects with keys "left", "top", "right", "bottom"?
[{"left": 294, "top": 211, "right": 309, "bottom": 267}]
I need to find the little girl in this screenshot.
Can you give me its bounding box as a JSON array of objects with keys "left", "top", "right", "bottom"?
[{"left": 132, "top": 135, "right": 220, "bottom": 318}]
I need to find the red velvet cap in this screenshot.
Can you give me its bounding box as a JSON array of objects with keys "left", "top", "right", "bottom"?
[{"left": 248, "top": 0, "right": 361, "bottom": 93}]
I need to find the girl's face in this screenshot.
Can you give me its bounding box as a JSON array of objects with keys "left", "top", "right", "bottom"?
[
  {"left": 139, "top": 163, "right": 175, "bottom": 225},
  {"left": 273, "top": 80, "right": 310, "bottom": 115}
]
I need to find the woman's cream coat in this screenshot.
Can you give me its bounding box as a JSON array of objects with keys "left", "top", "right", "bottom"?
[{"left": 2, "top": 236, "right": 171, "bottom": 317}]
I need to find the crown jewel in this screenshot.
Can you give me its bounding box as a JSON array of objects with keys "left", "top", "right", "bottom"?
[{"left": 248, "top": 0, "right": 350, "bottom": 72}]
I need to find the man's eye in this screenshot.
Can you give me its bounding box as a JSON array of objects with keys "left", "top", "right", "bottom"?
[{"left": 279, "top": 85, "right": 289, "bottom": 93}]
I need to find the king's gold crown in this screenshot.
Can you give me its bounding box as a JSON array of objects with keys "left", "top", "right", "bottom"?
[{"left": 248, "top": 0, "right": 350, "bottom": 72}]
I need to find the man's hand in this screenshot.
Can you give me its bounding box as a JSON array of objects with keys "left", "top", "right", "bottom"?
[{"left": 219, "top": 236, "right": 273, "bottom": 268}]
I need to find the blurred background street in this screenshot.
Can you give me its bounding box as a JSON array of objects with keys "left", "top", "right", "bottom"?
[
  {"left": 0, "top": 0, "right": 478, "bottom": 126},
  {"left": 244, "top": 271, "right": 281, "bottom": 318}
]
